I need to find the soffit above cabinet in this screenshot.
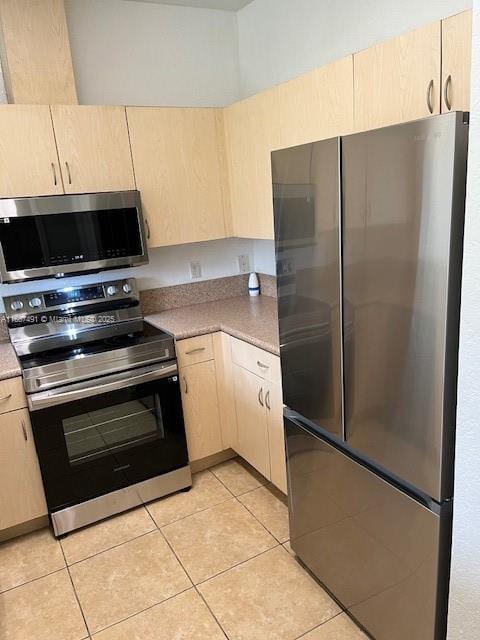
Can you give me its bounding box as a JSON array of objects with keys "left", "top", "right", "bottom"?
[{"left": 126, "top": 0, "right": 253, "bottom": 11}]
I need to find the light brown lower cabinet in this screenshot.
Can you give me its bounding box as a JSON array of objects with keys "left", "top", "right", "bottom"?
[
  {"left": 0, "top": 408, "right": 47, "bottom": 531},
  {"left": 232, "top": 363, "right": 271, "bottom": 479},
  {"left": 179, "top": 359, "right": 223, "bottom": 462}
]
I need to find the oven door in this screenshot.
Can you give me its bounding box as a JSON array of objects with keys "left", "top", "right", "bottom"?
[{"left": 28, "top": 362, "right": 188, "bottom": 514}]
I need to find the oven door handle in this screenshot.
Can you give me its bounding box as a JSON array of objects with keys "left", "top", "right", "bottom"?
[{"left": 28, "top": 363, "right": 178, "bottom": 411}]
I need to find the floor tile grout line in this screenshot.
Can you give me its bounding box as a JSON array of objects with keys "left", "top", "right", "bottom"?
[
  {"left": 62, "top": 523, "right": 157, "bottom": 568},
  {"left": 84, "top": 585, "right": 194, "bottom": 638},
  {"left": 192, "top": 541, "right": 282, "bottom": 588},
  {"left": 194, "top": 585, "right": 230, "bottom": 640},
  {"left": 236, "top": 494, "right": 289, "bottom": 545},
  {"left": 59, "top": 540, "right": 91, "bottom": 638},
  {"left": 0, "top": 564, "right": 67, "bottom": 596},
  {"left": 294, "top": 610, "right": 346, "bottom": 640},
  {"left": 146, "top": 494, "right": 234, "bottom": 530}
]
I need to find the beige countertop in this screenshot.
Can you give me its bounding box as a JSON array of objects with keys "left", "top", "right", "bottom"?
[
  {"left": 0, "top": 341, "right": 21, "bottom": 381},
  {"left": 146, "top": 295, "right": 280, "bottom": 355}
]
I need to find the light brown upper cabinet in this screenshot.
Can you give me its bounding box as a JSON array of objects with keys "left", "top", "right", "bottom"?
[
  {"left": 442, "top": 10, "right": 472, "bottom": 112},
  {"left": 127, "top": 107, "right": 229, "bottom": 247},
  {"left": 354, "top": 21, "right": 441, "bottom": 132},
  {"left": 0, "top": 105, "right": 63, "bottom": 198},
  {"left": 225, "top": 56, "right": 354, "bottom": 239},
  {"left": 0, "top": 0, "right": 77, "bottom": 104},
  {"left": 51, "top": 106, "right": 135, "bottom": 194}
]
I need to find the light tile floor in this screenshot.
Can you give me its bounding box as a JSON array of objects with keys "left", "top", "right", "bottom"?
[{"left": 0, "top": 457, "right": 368, "bottom": 640}]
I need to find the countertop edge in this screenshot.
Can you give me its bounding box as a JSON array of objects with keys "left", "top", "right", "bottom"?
[{"left": 146, "top": 317, "right": 280, "bottom": 357}]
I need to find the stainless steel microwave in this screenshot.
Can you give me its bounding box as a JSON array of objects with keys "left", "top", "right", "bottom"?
[{"left": 0, "top": 191, "right": 148, "bottom": 283}]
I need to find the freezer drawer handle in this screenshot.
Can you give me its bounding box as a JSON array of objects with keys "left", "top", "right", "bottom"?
[
  {"left": 258, "top": 387, "right": 264, "bottom": 407},
  {"left": 257, "top": 360, "right": 269, "bottom": 370}
]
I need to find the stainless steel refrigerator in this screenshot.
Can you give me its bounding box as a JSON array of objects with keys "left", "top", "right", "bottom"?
[{"left": 273, "top": 112, "right": 468, "bottom": 640}]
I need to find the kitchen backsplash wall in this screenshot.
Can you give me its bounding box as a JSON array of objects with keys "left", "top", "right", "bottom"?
[
  {"left": 140, "top": 272, "right": 276, "bottom": 315},
  {"left": 0, "top": 237, "right": 275, "bottom": 314}
]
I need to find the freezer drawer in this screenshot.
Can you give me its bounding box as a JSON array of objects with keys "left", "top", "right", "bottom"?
[{"left": 285, "top": 415, "right": 451, "bottom": 640}]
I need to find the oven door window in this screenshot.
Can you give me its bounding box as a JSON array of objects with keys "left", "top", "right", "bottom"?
[
  {"left": 63, "top": 396, "right": 164, "bottom": 465},
  {"left": 30, "top": 376, "right": 188, "bottom": 512}
]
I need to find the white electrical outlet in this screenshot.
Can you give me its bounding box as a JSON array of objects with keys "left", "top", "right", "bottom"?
[
  {"left": 237, "top": 254, "right": 250, "bottom": 273},
  {"left": 189, "top": 260, "right": 202, "bottom": 279}
]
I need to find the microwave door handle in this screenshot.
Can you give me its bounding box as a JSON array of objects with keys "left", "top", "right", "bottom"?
[{"left": 28, "top": 363, "right": 178, "bottom": 411}]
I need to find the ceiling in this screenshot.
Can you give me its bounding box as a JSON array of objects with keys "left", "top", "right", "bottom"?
[{"left": 128, "top": 0, "right": 254, "bottom": 10}]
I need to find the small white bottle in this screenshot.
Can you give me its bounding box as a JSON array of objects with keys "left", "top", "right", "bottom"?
[{"left": 248, "top": 272, "right": 260, "bottom": 297}]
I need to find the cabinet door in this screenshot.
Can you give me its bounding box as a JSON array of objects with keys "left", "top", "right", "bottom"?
[
  {"left": 233, "top": 363, "right": 270, "bottom": 479},
  {"left": 213, "top": 332, "right": 238, "bottom": 450},
  {"left": 51, "top": 105, "right": 135, "bottom": 194},
  {"left": 127, "top": 107, "right": 228, "bottom": 247},
  {"left": 266, "top": 382, "right": 287, "bottom": 494},
  {"left": 0, "top": 409, "right": 47, "bottom": 530},
  {"left": 441, "top": 11, "right": 472, "bottom": 112},
  {"left": 354, "top": 21, "right": 441, "bottom": 131},
  {"left": 224, "top": 93, "right": 274, "bottom": 239},
  {"left": 180, "top": 360, "right": 223, "bottom": 462},
  {"left": 0, "top": 105, "right": 63, "bottom": 198}
]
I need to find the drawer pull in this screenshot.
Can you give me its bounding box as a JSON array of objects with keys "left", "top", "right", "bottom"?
[
  {"left": 185, "top": 347, "right": 206, "bottom": 355},
  {"left": 257, "top": 360, "right": 269, "bottom": 370},
  {"left": 258, "top": 387, "right": 264, "bottom": 407},
  {"left": 65, "top": 161, "right": 72, "bottom": 185},
  {"left": 51, "top": 162, "right": 57, "bottom": 186},
  {"left": 0, "top": 393, "right": 12, "bottom": 402},
  {"left": 183, "top": 376, "right": 188, "bottom": 394},
  {"left": 21, "top": 420, "right": 27, "bottom": 441},
  {"left": 265, "top": 390, "right": 271, "bottom": 411}
]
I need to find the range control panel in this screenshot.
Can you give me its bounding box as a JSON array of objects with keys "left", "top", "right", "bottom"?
[{"left": 3, "top": 278, "right": 138, "bottom": 319}]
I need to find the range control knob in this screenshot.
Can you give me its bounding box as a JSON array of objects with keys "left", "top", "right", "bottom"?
[
  {"left": 10, "top": 300, "right": 23, "bottom": 312},
  {"left": 122, "top": 283, "right": 132, "bottom": 294},
  {"left": 106, "top": 285, "right": 118, "bottom": 297},
  {"left": 29, "top": 297, "right": 42, "bottom": 309}
]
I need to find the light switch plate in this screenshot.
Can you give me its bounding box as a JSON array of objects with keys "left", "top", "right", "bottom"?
[
  {"left": 237, "top": 254, "right": 250, "bottom": 273},
  {"left": 190, "top": 260, "right": 202, "bottom": 279}
]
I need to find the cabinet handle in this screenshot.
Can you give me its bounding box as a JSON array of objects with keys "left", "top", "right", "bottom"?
[
  {"left": 426, "top": 79, "right": 434, "bottom": 114},
  {"left": 185, "top": 347, "right": 205, "bottom": 355},
  {"left": 183, "top": 376, "right": 188, "bottom": 394},
  {"left": 145, "top": 218, "right": 151, "bottom": 240},
  {"left": 21, "top": 419, "right": 27, "bottom": 441},
  {"left": 444, "top": 74, "right": 452, "bottom": 111},
  {"left": 0, "top": 393, "right": 12, "bottom": 402},
  {"left": 257, "top": 360, "right": 269, "bottom": 370},
  {"left": 65, "top": 161, "right": 72, "bottom": 185},
  {"left": 265, "top": 390, "right": 270, "bottom": 411},
  {"left": 51, "top": 162, "right": 57, "bottom": 186},
  {"left": 258, "top": 387, "right": 264, "bottom": 407}
]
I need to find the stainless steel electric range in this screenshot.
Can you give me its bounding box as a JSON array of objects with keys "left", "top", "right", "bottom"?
[{"left": 3, "top": 278, "right": 191, "bottom": 536}]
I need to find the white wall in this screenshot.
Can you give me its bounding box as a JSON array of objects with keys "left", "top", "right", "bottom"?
[
  {"left": 236, "top": 0, "right": 472, "bottom": 96},
  {"left": 447, "top": 1, "right": 480, "bottom": 637},
  {"left": 65, "top": 0, "right": 241, "bottom": 106},
  {"left": 0, "top": 238, "right": 255, "bottom": 313}
]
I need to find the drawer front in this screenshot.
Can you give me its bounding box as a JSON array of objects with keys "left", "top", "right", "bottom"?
[
  {"left": 231, "top": 337, "right": 281, "bottom": 384},
  {"left": 0, "top": 377, "right": 26, "bottom": 414},
  {"left": 177, "top": 334, "right": 214, "bottom": 367}
]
